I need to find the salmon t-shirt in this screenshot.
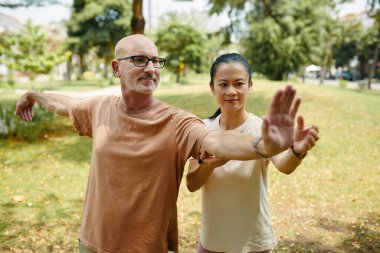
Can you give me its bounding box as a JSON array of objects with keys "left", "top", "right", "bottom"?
[{"left": 68, "top": 95, "right": 211, "bottom": 253}]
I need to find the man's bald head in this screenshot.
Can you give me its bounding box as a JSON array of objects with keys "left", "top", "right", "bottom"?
[{"left": 115, "top": 35, "right": 158, "bottom": 59}]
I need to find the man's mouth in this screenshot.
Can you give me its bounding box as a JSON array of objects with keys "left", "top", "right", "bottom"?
[{"left": 139, "top": 76, "right": 155, "bottom": 82}]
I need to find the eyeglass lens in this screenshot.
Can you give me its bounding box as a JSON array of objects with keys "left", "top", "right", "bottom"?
[{"left": 133, "top": 56, "right": 164, "bottom": 68}]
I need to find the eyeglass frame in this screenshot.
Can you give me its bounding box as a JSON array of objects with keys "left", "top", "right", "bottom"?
[{"left": 117, "top": 55, "right": 166, "bottom": 69}]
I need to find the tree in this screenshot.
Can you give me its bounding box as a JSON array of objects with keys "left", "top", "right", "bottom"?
[
  {"left": 206, "top": 0, "right": 350, "bottom": 81},
  {"left": 0, "top": 20, "right": 69, "bottom": 85},
  {"left": 332, "top": 19, "right": 363, "bottom": 80},
  {"left": 315, "top": 12, "right": 343, "bottom": 84},
  {"left": 333, "top": 22, "right": 361, "bottom": 68},
  {"left": 156, "top": 22, "right": 205, "bottom": 83},
  {"left": 66, "top": 0, "right": 132, "bottom": 80},
  {"left": 243, "top": 0, "right": 332, "bottom": 80},
  {"left": 366, "top": 0, "right": 380, "bottom": 89},
  {"left": 357, "top": 24, "right": 379, "bottom": 83}
]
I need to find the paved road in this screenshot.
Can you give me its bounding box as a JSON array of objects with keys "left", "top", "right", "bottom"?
[{"left": 304, "top": 78, "right": 380, "bottom": 91}]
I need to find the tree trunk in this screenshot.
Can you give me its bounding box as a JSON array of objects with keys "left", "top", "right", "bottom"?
[
  {"left": 131, "top": 0, "right": 145, "bottom": 34},
  {"left": 104, "top": 60, "right": 108, "bottom": 80},
  {"left": 78, "top": 54, "right": 84, "bottom": 80},
  {"left": 263, "top": 0, "right": 272, "bottom": 17},
  {"left": 66, "top": 55, "right": 72, "bottom": 82},
  {"left": 367, "top": 16, "right": 380, "bottom": 89},
  {"left": 319, "top": 67, "right": 326, "bottom": 85}
]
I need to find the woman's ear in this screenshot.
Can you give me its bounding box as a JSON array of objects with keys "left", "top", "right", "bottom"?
[
  {"left": 248, "top": 81, "right": 253, "bottom": 93},
  {"left": 210, "top": 83, "right": 216, "bottom": 95}
]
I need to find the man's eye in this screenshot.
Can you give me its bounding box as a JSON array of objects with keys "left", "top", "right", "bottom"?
[
  {"left": 134, "top": 57, "right": 147, "bottom": 64},
  {"left": 151, "top": 59, "right": 160, "bottom": 64}
]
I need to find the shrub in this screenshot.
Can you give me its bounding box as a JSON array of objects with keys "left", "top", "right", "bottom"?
[{"left": 0, "top": 104, "right": 55, "bottom": 142}]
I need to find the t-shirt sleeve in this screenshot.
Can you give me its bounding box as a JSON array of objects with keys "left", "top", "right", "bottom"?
[
  {"left": 68, "top": 96, "right": 100, "bottom": 137},
  {"left": 175, "top": 111, "right": 214, "bottom": 160}
]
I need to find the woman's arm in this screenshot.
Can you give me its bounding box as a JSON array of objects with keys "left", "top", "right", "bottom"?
[
  {"left": 186, "top": 153, "right": 228, "bottom": 192},
  {"left": 271, "top": 116, "right": 319, "bottom": 174}
]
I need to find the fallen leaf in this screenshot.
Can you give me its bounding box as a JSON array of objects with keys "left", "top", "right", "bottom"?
[{"left": 13, "top": 195, "right": 25, "bottom": 202}]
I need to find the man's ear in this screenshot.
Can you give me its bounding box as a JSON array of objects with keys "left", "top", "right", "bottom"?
[{"left": 112, "top": 60, "right": 120, "bottom": 77}]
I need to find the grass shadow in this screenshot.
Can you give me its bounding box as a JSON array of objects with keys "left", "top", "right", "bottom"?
[
  {"left": 339, "top": 212, "right": 380, "bottom": 252},
  {"left": 275, "top": 212, "right": 380, "bottom": 252}
]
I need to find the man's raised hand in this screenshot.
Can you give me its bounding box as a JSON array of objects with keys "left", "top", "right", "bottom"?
[{"left": 261, "top": 85, "right": 301, "bottom": 156}]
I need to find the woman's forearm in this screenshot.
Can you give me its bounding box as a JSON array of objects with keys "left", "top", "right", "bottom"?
[
  {"left": 186, "top": 159, "right": 216, "bottom": 192},
  {"left": 271, "top": 148, "right": 303, "bottom": 174}
]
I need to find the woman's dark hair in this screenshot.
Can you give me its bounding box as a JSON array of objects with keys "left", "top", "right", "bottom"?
[{"left": 209, "top": 53, "right": 252, "bottom": 120}]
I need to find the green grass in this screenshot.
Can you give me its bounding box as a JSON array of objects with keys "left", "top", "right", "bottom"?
[{"left": 1, "top": 76, "right": 379, "bottom": 252}]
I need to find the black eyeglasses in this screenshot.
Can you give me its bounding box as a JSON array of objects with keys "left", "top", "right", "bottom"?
[{"left": 117, "top": 55, "right": 166, "bottom": 69}]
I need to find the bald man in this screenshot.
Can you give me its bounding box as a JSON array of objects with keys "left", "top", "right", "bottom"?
[{"left": 15, "top": 35, "right": 301, "bottom": 253}]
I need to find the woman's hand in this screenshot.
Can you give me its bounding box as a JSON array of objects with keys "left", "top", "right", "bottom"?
[{"left": 292, "top": 116, "right": 319, "bottom": 154}]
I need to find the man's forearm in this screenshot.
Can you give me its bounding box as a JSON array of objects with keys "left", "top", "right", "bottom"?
[
  {"left": 26, "top": 92, "right": 73, "bottom": 116},
  {"left": 201, "top": 131, "right": 266, "bottom": 160}
]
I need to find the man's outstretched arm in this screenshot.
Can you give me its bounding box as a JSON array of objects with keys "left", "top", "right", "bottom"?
[
  {"left": 200, "top": 85, "right": 300, "bottom": 160},
  {"left": 15, "top": 92, "right": 74, "bottom": 121}
]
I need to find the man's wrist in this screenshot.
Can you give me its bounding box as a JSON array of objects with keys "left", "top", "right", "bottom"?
[{"left": 252, "top": 137, "right": 271, "bottom": 158}]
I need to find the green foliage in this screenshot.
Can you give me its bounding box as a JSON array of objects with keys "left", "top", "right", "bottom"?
[
  {"left": 0, "top": 104, "right": 55, "bottom": 142},
  {"left": 206, "top": 0, "right": 354, "bottom": 80},
  {"left": 332, "top": 16, "right": 363, "bottom": 67},
  {"left": 358, "top": 25, "right": 378, "bottom": 62},
  {"left": 241, "top": 0, "right": 336, "bottom": 80},
  {"left": 156, "top": 22, "right": 206, "bottom": 82},
  {"left": 66, "top": 0, "right": 132, "bottom": 63},
  {"left": 0, "top": 20, "right": 69, "bottom": 81}
]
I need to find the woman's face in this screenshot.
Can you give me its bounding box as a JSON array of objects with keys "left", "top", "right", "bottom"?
[{"left": 211, "top": 62, "right": 252, "bottom": 112}]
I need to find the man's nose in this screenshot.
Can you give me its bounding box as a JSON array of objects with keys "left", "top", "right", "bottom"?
[{"left": 144, "top": 61, "right": 155, "bottom": 73}]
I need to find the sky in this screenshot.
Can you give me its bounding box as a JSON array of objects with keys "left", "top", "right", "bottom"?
[{"left": 0, "top": 0, "right": 369, "bottom": 27}]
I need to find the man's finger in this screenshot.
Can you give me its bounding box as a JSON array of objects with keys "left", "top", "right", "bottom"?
[
  {"left": 268, "top": 89, "right": 284, "bottom": 115},
  {"left": 281, "top": 85, "right": 296, "bottom": 114},
  {"left": 289, "top": 98, "right": 301, "bottom": 119},
  {"left": 261, "top": 116, "right": 270, "bottom": 138}
]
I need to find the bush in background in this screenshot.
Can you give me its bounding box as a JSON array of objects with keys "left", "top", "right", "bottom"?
[{"left": 0, "top": 104, "right": 55, "bottom": 142}]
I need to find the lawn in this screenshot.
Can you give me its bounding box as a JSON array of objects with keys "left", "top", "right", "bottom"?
[{"left": 1, "top": 76, "right": 379, "bottom": 252}]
